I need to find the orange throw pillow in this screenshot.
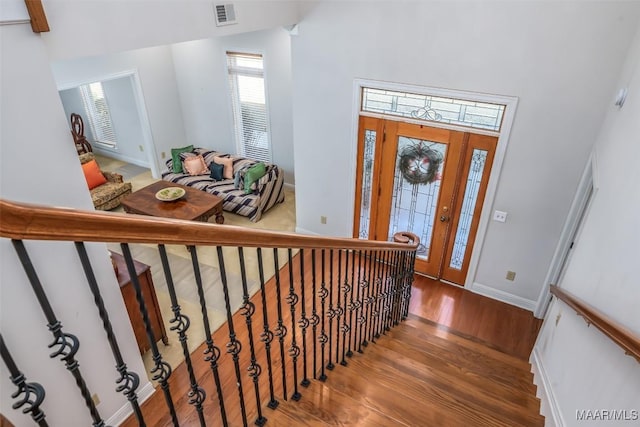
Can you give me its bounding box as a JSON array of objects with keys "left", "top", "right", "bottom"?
[
  {"left": 213, "top": 156, "right": 234, "bottom": 180},
  {"left": 82, "top": 159, "right": 108, "bottom": 190}
]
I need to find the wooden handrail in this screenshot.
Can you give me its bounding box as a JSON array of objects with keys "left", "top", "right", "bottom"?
[
  {"left": 550, "top": 285, "right": 640, "bottom": 363},
  {"left": 0, "top": 199, "right": 419, "bottom": 251}
]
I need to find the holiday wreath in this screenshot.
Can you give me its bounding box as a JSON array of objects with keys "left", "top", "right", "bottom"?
[{"left": 398, "top": 141, "right": 443, "bottom": 185}]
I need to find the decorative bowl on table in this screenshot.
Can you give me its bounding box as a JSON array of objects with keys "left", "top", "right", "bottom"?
[{"left": 155, "top": 187, "right": 185, "bottom": 202}]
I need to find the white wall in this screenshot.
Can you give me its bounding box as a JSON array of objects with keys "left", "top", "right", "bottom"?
[
  {"left": 1, "top": 24, "right": 149, "bottom": 427},
  {"left": 533, "top": 25, "right": 640, "bottom": 427},
  {"left": 51, "top": 45, "right": 187, "bottom": 176},
  {"left": 172, "top": 27, "right": 295, "bottom": 183},
  {"left": 291, "top": 1, "right": 640, "bottom": 309}
]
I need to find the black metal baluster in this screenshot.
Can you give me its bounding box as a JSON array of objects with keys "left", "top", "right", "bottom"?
[
  {"left": 256, "top": 248, "right": 278, "bottom": 410},
  {"left": 318, "top": 249, "right": 328, "bottom": 382},
  {"left": 12, "top": 240, "right": 108, "bottom": 427},
  {"left": 286, "top": 249, "right": 302, "bottom": 401},
  {"left": 298, "top": 249, "right": 310, "bottom": 387},
  {"left": 1, "top": 334, "right": 48, "bottom": 426},
  {"left": 340, "top": 250, "right": 351, "bottom": 366},
  {"left": 374, "top": 251, "right": 386, "bottom": 339},
  {"left": 335, "top": 250, "right": 343, "bottom": 366},
  {"left": 362, "top": 250, "right": 373, "bottom": 348},
  {"left": 393, "top": 251, "right": 406, "bottom": 326},
  {"left": 310, "top": 249, "right": 319, "bottom": 380},
  {"left": 216, "top": 246, "right": 249, "bottom": 427},
  {"left": 346, "top": 250, "right": 356, "bottom": 359},
  {"left": 272, "top": 249, "right": 288, "bottom": 401},
  {"left": 368, "top": 250, "right": 381, "bottom": 344},
  {"left": 381, "top": 250, "right": 393, "bottom": 334},
  {"left": 237, "top": 248, "right": 267, "bottom": 426},
  {"left": 326, "top": 249, "right": 335, "bottom": 371},
  {"left": 158, "top": 245, "right": 206, "bottom": 427},
  {"left": 402, "top": 250, "right": 417, "bottom": 319},
  {"left": 355, "top": 250, "right": 366, "bottom": 354},
  {"left": 74, "top": 243, "right": 144, "bottom": 426},
  {"left": 188, "top": 246, "right": 227, "bottom": 427},
  {"left": 121, "top": 244, "right": 176, "bottom": 426}
]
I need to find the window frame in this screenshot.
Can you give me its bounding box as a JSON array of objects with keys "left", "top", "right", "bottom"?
[
  {"left": 226, "top": 50, "right": 273, "bottom": 164},
  {"left": 79, "top": 81, "right": 118, "bottom": 148}
]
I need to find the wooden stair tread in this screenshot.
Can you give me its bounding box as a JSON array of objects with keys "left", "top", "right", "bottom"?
[{"left": 404, "top": 313, "right": 534, "bottom": 369}]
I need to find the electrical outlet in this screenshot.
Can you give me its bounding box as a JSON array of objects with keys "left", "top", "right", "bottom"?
[
  {"left": 506, "top": 271, "right": 516, "bottom": 281},
  {"left": 320, "top": 216, "right": 327, "bottom": 225},
  {"left": 92, "top": 393, "right": 100, "bottom": 406},
  {"left": 161, "top": 151, "right": 166, "bottom": 159},
  {"left": 493, "top": 210, "right": 508, "bottom": 222},
  {"left": 139, "top": 145, "right": 144, "bottom": 152}
]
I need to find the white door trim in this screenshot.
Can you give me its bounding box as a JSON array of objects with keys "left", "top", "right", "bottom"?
[
  {"left": 57, "top": 69, "right": 160, "bottom": 178},
  {"left": 534, "top": 151, "right": 598, "bottom": 318},
  {"left": 349, "top": 79, "right": 519, "bottom": 288}
]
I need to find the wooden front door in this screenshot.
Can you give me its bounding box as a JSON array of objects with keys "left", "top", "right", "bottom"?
[{"left": 354, "top": 116, "right": 497, "bottom": 285}]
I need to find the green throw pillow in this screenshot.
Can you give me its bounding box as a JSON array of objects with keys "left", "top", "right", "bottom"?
[
  {"left": 171, "top": 145, "right": 194, "bottom": 173},
  {"left": 244, "top": 162, "right": 266, "bottom": 194}
]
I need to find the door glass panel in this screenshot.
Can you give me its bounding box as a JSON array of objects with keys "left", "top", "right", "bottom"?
[
  {"left": 450, "top": 149, "right": 488, "bottom": 269},
  {"left": 388, "top": 137, "right": 446, "bottom": 260},
  {"left": 358, "top": 129, "right": 376, "bottom": 238}
]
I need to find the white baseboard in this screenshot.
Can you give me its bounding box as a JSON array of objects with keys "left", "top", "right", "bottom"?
[
  {"left": 284, "top": 182, "right": 295, "bottom": 191},
  {"left": 295, "top": 227, "right": 319, "bottom": 235},
  {"left": 531, "top": 348, "right": 565, "bottom": 427},
  {"left": 108, "top": 381, "right": 155, "bottom": 426},
  {"left": 469, "top": 282, "right": 537, "bottom": 312},
  {"left": 93, "top": 147, "right": 151, "bottom": 169}
]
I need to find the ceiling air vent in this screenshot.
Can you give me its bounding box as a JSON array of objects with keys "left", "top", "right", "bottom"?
[{"left": 214, "top": 3, "right": 237, "bottom": 26}]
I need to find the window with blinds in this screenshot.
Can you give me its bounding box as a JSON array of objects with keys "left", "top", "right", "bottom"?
[
  {"left": 227, "top": 52, "right": 272, "bottom": 163},
  {"left": 79, "top": 82, "right": 117, "bottom": 148}
]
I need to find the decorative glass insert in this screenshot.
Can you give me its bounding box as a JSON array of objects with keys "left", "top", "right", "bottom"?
[
  {"left": 359, "top": 130, "right": 377, "bottom": 239},
  {"left": 362, "top": 88, "right": 505, "bottom": 131},
  {"left": 388, "top": 137, "right": 447, "bottom": 260},
  {"left": 449, "top": 149, "right": 488, "bottom": 270}
]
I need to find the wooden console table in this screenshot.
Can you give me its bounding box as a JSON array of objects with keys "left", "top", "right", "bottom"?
[{"left": 110, "top": 251, "right": 168, "bottom": 354}]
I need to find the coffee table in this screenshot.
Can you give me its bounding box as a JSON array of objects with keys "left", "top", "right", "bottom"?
[{"left": 121, "top": 181, "right": 224, "bottom": 224}]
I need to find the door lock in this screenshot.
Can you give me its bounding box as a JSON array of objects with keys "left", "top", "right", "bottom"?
[{"left": 440, "top": 215, "right": 449, "bottom": 222}]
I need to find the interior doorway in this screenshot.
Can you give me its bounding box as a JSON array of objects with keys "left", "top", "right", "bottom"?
[{"left": 354, "top": 116, "right": 497, "bottom": 285}]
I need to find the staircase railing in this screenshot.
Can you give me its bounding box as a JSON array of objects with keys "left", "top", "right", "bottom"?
[
  {"left": 550, "top": 285, "right": 640, "bottom": 363},
  {"left": 0, "top": 199, "right": 419, "bottom": 426}
]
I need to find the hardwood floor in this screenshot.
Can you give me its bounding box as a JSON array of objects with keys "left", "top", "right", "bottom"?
[{"left": 121, "top": 250, "right": 543, "bottom": 426}]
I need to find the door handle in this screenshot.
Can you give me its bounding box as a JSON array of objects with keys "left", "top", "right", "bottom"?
[{"left": 440, "top": 215, "right": 449, "bottom": 222}]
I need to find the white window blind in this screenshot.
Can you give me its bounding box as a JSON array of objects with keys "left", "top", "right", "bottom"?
[
  {"left": 79, "top": 82, "right": 117, "bottom": 148},
  {"left": 227, "top": 52, "right": 272, "bottom": 163}
]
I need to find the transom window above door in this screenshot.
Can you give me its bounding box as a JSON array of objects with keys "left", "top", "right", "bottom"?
[{"left": 361, "top": 87, "right": 506, "bottom": 132}]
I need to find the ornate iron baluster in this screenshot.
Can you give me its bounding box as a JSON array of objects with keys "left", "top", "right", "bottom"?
[
  {"left": 340, "top": 250, "right": 350, "bottom": 366},
  {"left": 216, "top": 246, "right": 249, "bottom": 426},
  {"left": 335, "top": 250, "right": 344, "bottom": 366},
  {"left": 1, "top": 334, "right": 48, "bottom": 426},
  {"left": 157, "top": 245, "right": 205, "bottom": 427},
  {"left": 12, "top": 240, "right": 108, "bottom": 427},
  {"left": 374, "top": 251, "right": 388, "bottom": 339},
  {"left": 310, "top": 249, "right": 320, "bottom": 380},
  {"left": 272, "top": 248, "right": 288, "bottom": 401},
  {"left": 361, "top": 250, "right": 373, "bottom": 348},
  {"left": 121, "top": 244, "right": 176, "bottom": 426},
  {"left": 74, "top": 243, "right": 144, "bottom": 426},
  {"left": 318, "top": 249, "right": 328, "bottom": 382},
  {"left": 298, "top": 249, "right": 310, "bottom": 387},
  {"left": 286, "top": 249, "right": 301, "bottom": 401},
  {"left": 256, "top": 248, "right": 278, "bottom": 410},
  {"left": 403, "top": 249, "right": 417, "bottom": 319},
  {"left": 187, "top": 246, "right": 227, "bottom": 426},
  {"left": 381, "top": 250, "right": 393, "bottom": 334},
  {"left": 237, "top": 248, "right": 266, "bottom": 426},
  {"left": 355, "top": 250, "right": 366, "bottom": 354},
  {"left": 326, "top": 249, "right": 335, "bottom": 371},
  {"left": 368, "top": 250, "right": 381, "bottom": 344},
  {"left": 346, "top": 250, "right": 356, "bottom": 359}
]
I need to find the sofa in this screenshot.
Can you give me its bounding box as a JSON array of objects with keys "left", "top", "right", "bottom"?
[
  {"left": 79, "top": 152, "right": 132, "bottom": 210},
  {"left": 161, "top": 147, "right": 285, "bottom": 222}
]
